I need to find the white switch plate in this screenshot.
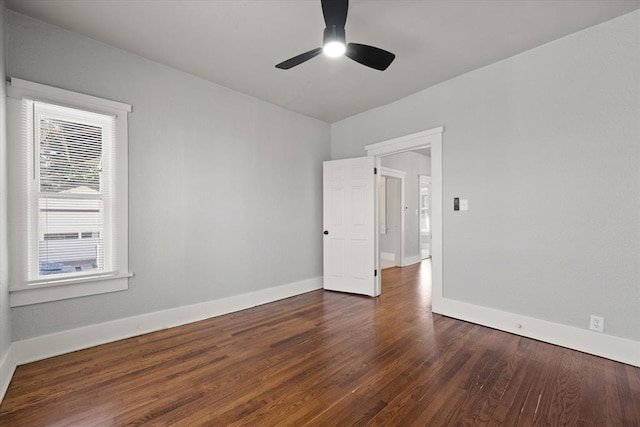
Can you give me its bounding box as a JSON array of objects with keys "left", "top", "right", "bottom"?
[{"left": 460, "top": 199, "right": 469, "bottom": 211}]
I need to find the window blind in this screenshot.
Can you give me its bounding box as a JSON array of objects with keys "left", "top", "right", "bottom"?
[{"left": 24, "top": 100, "right": 116, "bottom": 282}]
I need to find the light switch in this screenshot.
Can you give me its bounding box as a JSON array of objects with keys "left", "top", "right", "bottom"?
[{"left": 460, "top": 199, "right": 469, "bottom": 211}]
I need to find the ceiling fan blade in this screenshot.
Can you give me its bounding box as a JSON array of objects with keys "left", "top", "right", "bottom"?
[
  {"left": 321, "top": 0, "right": 348, "bottom": 28},
  {"left": 345, "top": 43, "right": 396, "bottom": 71},
  {"left": 275, "top": 48, "right": 323, "bottom": 70}
]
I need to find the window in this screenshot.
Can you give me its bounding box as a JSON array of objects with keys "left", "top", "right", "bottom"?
[
  {"left": 420, "top": 184, "right": 430, "bottom": 234},
  {"left": 7, "top": 78, "right": 132, "bottom": 306},
  {"left": 29, "top": 101, "right": 111, "bottom": 279}
]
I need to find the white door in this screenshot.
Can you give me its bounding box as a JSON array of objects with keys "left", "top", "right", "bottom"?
[{"left": 323, "top": 156, "right": 378, "bottom": 296}]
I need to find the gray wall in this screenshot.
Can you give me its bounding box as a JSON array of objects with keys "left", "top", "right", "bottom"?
[
  {"left": 332, "top": 11, "right": 640, "bottom": 341},
  {"left": 7, "top": 11, "right": 331, "bottom": 340},
  {"left": 0, "top": 1, "right": 10, "bottom": 361},
  {"left": 381, "top": 151, "right": 431, "bottom": 261}
]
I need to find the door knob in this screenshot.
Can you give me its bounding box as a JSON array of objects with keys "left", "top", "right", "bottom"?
[{"left": 323, "top": 230, "right": 329, "bottom": 235}]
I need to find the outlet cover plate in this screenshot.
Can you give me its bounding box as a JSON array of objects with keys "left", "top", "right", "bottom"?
[{"left": 590, "top": 315, "right": 605, "bottom": 332}]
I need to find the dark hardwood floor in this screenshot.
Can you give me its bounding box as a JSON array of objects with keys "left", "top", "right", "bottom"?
[{"left": 1, "top": 261, "right": 639, "bottom": 426}]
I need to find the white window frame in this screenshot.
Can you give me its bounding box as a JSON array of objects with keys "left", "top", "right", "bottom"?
[{"left": 7, "top": 78, "right": 132, "bottom": 307}]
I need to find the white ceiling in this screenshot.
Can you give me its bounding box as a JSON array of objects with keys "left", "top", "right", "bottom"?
[{"left": 7, "top": 0, "right": 640, "bottom": 123}]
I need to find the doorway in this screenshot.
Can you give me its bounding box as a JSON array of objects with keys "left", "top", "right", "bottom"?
[
  {"left": 364, "top": 127, "right": 443, "bottom": 307},
  {"left": 378, "top": 152, "right": 431, "bottom": 292},
  {"left": 379, "top": 171, "right": 404, "bottom": 269}
]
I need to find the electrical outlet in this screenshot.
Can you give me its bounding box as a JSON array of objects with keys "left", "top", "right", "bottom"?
[{"left": 590, "top": 315, "right": 604, "bottom": 332}]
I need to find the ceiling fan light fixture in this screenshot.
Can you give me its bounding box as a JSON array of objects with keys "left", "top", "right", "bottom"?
[
  {"left": 323, "top": 40, "right": 346, "bottom": 57},
  {"left": 275, "top": 0, "right": 396, "bottom": 71},
  {"left": 322, "top": 24, "right": 346, "bottom": 57}
]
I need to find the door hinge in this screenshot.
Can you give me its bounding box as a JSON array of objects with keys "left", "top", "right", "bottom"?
[
  {"left": 374, "top": 167, "right": 377, "bottom": 175},
  {"left": 374, "top": 269, "right": 378, "bottom": 277}
]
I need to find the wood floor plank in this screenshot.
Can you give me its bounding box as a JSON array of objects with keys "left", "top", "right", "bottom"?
[{"left": 1, "top": 261, "right": 638, "bottom": 425}]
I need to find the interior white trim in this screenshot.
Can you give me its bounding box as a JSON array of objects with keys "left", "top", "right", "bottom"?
[
  {"left": 402, "top": 255, "right": 422, "bottom": 267},
  {"left": 438, "top": 297, "right": 640, "bottom": 367},
  {"left": 380, "top": 252, "right": 395, "bottom": 262},
  {"left": 0, "top": 344, "right": 17, "bottom": 403},
  {"left": 365, "top": 127, "right": 444, "bottom": 157},
  {"left": 379, "top": 167, "right": 406, "bottom": 178},
  {"left": 8, "top": 78, "right": 132, "bottom": 112},
  {"left": 10, "top": 275, "right": 131, "bottom": 307},
  {"left": 7, "top": 276, "right": 322, "bottom": 367}
]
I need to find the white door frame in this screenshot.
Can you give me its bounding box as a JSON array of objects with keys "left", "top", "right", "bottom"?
[
  {"left": 380, "top": 167, "right": 406, "bottom": 268},
  {"left": 365, "top": 127, "right": 443, "bottom": 310}
]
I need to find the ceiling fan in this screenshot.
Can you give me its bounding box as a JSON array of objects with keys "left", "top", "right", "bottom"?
[{"left": 275, "top": 0, "right": 395, "bottom": 71}]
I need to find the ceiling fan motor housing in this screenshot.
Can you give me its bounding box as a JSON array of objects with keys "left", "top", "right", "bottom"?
[{"left": 323, "top": 25, "right": 346, "bottom": 47}]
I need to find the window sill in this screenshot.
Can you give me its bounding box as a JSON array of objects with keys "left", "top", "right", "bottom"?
[{"left": 9, "top": 273, "right": 132, "bottom": 307}]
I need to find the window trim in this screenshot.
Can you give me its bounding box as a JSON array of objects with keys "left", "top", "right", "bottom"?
[{"left": 7, "top": 78, "right": 132, "bottom": 307}]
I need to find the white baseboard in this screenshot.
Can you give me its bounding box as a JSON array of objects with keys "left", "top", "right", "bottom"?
[
  {"left": 4, "top": 278, "right": 637, "bottom": 403},
  {"left": 433, "top": 297, "right": 640, "bottom": 367},
  {"left": 401, "top": 255, "right": 422, "bottom": 267},
  {"left": 0, "top": 344, "right": 17, "bottom": 403},
  {"left": 8, "top": 276, "right": 322, "bottom": 369},
  {"left": 380, "top": 252, "right": 395, "bottom": 262}
]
